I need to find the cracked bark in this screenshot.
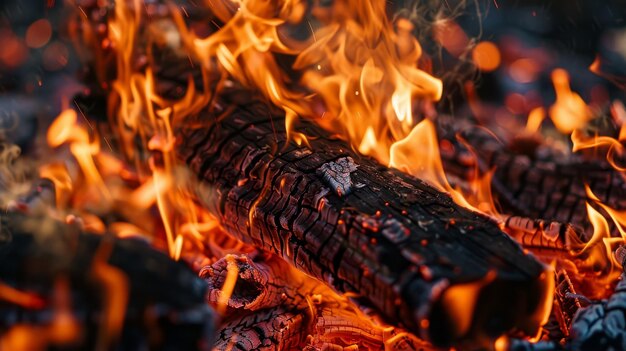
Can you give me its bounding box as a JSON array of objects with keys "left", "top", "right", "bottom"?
[
  {"left": 505, "top": 265, "right": 626, "bottom": 351},
  {"left": 176, "top": 98, "right": 551, "bottom": 347},
  {"left": 566, "top": 250, "right": 626, "bottom": 351},
  {"left": 437, "top": 117, "right": 626, "bottom": 236},
  {"left": 202, "top": 252, "right": 437, "bottom": 351}
]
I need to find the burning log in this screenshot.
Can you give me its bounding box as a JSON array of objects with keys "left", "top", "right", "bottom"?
[
  {"left": 437, "top": 117, "right": 625, "bottom": 235},
  {"left": 202, "top": 252, "right": 434, "bottom": 351},
  {"left": 502, "top": 216, "right": 585, "bottom": 252},
  {"left": 501, "top": 249, "right": 626, "bottom": 351},
  {"left": 0, "top": 207, "right": 216, "bottom": 350},
  {"left": 175, "top": 98, "right": 553, "bottom": 347},
  {"left": 566, "top": 248, "right": 626, "bottom": 351},
  {"left": 553, "top": 270, "right": 584, "bottom": 336}
]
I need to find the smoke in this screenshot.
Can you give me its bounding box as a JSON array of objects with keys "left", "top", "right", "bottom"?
[
  {"left": 0, "top": 141, "right": 34, "bottom": 207},
  {"left": 393, "top": 0, "right": 487, "bottom": 112},
  {"left": 0, "top": 109, "right": 38, "bottom": 207}
]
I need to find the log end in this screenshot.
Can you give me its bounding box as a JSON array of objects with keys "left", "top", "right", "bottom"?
[{"left": 425, "top": 264, "right": 554, "bottom": 347}]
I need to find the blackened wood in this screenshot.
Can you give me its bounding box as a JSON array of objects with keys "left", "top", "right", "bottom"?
[
  {"left": 505, "top": 339, "right": 561, "bottom": 351},
  {"left": 176, "top": 100, "right": 551, "bottom": 347},
  {"left": 202, "top": 252, "right": 434, "bottom": 351},
  {"left": 437, "top": 117, "right": 626, "bottom": 236},
  {"left": 568, "top": 274, "right": 626, "bottom": 351},
  {"left": 0, "top": 211, "right": 216, "bottom": 351},
  {"left": 506, "top": 250, "right": 626, "bottom": 351},
  {"left": 566, "top": 249, "right": 626, "bottom": 351},
  {"left": 553, "top": 270, "right": 583, "bottom": 336}
]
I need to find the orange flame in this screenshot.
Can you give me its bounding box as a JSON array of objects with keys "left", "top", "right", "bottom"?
[
  {"left": 586, "top": 185, "right": 626, "bottom": 243},
  {"left": 92, "top": 243, "right": 129, "bottom": 349},
  {"left": 525, "top": 107, "right": 545, "bottom": 133},
  {"left": 549, "top": 68, "right": 592, "bottom": 134},
  {"left": 94, "top": 0, "right": 225, "bottom": 259},
  {"left": 570, "top": 188, "right": 624, "bottom": 283},
  {"left": 571, "top": 129, "right": 626, "bottom": 171},
  {"left": 47, "top": 108, "right": 110, "bottom": 200},
  {"left": 35, "top": 1, "right": 623, "bottom": 347},
  {"left": 389, "top": 119, "right": 493, "bottom": 215},
  {"left": 569, "top": 100, "right": 626, "bottom": 172},
  {"left": 0, "top": 282, "right": 45, "bottom": 309},
  {"left": 168, "top": 0, "right": 509, "bottom": 219}
]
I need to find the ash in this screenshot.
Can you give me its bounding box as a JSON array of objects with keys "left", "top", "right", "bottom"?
[{"left": 317, "top": 156, "right": 358, "bottom": 197}]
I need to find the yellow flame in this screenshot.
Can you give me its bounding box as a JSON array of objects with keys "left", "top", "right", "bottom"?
[
  {"left": 549, "top": 68, "right": 592, "bottom": 134},
  {"left": 573, "top": 196, "right": 623, "bottom": 282},
  {"left": 389, "top": 119, "right": 494, "bottom": 215},
  {"left": 217, "top": 255, "right": 240, "bottom": 315},
  {"left": 389, "top": 119, "right": 448, "bottom": 193},
  {"left": 525, "top": 107, "right": 545, "bottom": 133},
  {"left": 46, "top": 109, "right": 110, "bottom": 201},
  {"left": 102, "top": 0, "right": 223, "bottom": 259},
  {"left": 169, "top": 0, "right": 510, "bottom": 220},
  {"left": 583, "top": 202, "right": 611, "bottom": 252},
  {"left": 586, "top": 185, "right": 626, "bottom": 242}
]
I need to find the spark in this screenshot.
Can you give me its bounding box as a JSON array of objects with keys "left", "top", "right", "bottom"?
[
  {"left": 307, "top": 20, "right": 317, "bottom": 42},
  {"left": 74, "top": 99, "right": 113, "bottom": 152},
  {"left": 77, "top": 6, "right": 88, "bottom": 19}
]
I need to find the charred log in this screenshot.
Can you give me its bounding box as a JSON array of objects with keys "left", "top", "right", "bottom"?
[
  {"left": 505, "top": 339, "right": 562, "bottom": 351},
  {"left": 566, "top": 251, "right": 626, "bottom": 351},
  {"left": 553, "top": 270, "right": 585, "bottom": 336},
  {"left": 504, "top": 248, "right": 626, "bottom": 351},
  {"left": 437, "top": 117, "right": 626, "bottom": 236},
  {"left": 175, "top": 98, "right": 552, "bottom": 348},
  {"left": 202, "top": 252, "right": 435, "bottom": 351},
  {"left": 0, "top": 209, "right": 216, "bottom": 351}
]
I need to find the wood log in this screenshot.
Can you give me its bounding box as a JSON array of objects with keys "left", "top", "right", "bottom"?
[
  {"left": 567, "top": 279, "right": 626, "bottom": 351},
  {"left": 437, "top": 116, "right": 626, "bottom": 236},
  {"left": 567, "top": 248, "right": 626, "bottom": 351},
  {"left": 175, "top": 97, "right": 552, "bottom": 348},
  {"left": 0, "top": 206, "right": 216, "bottom": 351},
  {"left": 506, "top": 268, "right": 626, "bottom": 351},
  {"left": 202, "top": 252, "right": 435, "bottom": 351}
]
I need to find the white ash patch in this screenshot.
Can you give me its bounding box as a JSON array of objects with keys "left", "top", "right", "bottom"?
[{"left": 317, "top": 157, "right": 358, "bottom": 197}]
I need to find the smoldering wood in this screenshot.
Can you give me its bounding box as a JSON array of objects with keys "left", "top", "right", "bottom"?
[
  {"left": 0, "top": 209, "right": 216, "bottom": 351},
  {"left": 437, "top": 116, "right": 626, "bottom": 236},
  {"left": 565, "top": 247, "right": 626, "bottom": 351},
  {"left": 505, "top": 339, "right": 562, "bottom": 351},
  {"left": 510, "top": 273, "right": 626, "bottom": 351},
  {"left": 201, "top": 252, "right": 436, "bottom": 351},
  {"left": 157, "top": 58, "right": 626, "bottom": 240},
  {"left": 505, "top": 251, "right": 626, "bottom": 351},
  {"left": 503, "top": 216, "right": 585, "bottom": 251},
  {"left": 553, "top": 270, "right": 584, "bottom": 337},
  {"left": 174, "top": 96, "right": 551, "bottom": 348}
]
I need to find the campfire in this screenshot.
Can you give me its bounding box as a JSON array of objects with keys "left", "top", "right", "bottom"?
[{"left": 1, "top": 0, "right": 625, "bottom": 350}]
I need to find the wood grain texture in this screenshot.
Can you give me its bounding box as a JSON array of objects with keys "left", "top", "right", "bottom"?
[
  {"left": 203, "top": 252, "right": 434, "bottom": 351},
  {"left": 176, "top": 99, "right": 551, "bottom": 347},
  {"left": 437, "top": 117, "right": 626, "bottom": 236}
]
